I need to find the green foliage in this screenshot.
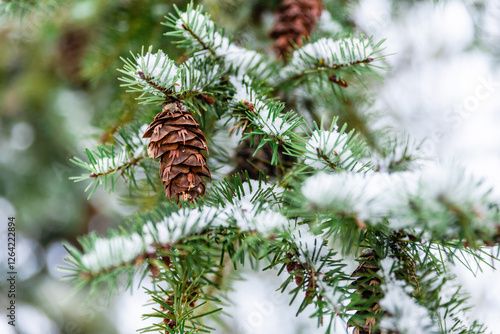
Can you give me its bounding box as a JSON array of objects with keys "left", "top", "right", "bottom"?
[
  {"left": 70, "top": 124, "right": 151, "bottom": 199},
  {"left": 62, "top": 2, "right": 499, "bottom": 334}
]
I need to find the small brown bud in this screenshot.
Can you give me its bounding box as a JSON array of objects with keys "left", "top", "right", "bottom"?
[
  {"left": 148, "top": 263, "right": 160, "bottom": 277},
  {"left": 286, "top": 261, "right": 295, "bottom": 273},
  {"left": 328, "top": 75, "right": 349, "bottom": 88},
  {"left": 99, "top": 132, "right": 112, "bottom": 144},
  {"left": 161, "top": 256, "right": 171, "bottom": 268},
  {"left": 295, "top": 273, "right": 304, "bottom": 286},
  {"left": 198, "top": 94, "right": 216, "bottom": 105},
  {"left": 243, "top": 101, "right": 255, "bottom": 112},
  {"left": 135, "top": 253, "right": 147, "bottom": 265}
]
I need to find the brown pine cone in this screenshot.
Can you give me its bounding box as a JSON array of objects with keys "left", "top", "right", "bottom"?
[
  {"left": 348, "top": 250, "right": 384, "bottom": 334},
  {"left": 57, "top": 27, "right": 90, "bottom": 82},
  {"left": 269, "top": 0, "right": 323, "bottom": 59},
  {"left": 285, "top": 253, "right": 306, "bottom": 286},
  {"left": 161, "top": 293, "right": 176, "bottom": 331},
  {"left": 143, "top": 101, "right": 211, "bottom": 202},
  {"left": 349, "top": 245, "right": 416, "bottom": 334}
]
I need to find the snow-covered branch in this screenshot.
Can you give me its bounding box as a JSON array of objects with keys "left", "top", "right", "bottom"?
[
  {"left": 167, "top": 5, "right": 271, "bottom": 80},
  {"left": 119, "top": 47, "right": 224, "bottom": 104},
  {"left": 70, "top": 126, "right": 149, "bottom": 198},
  {"left": 68, "top": 180, "right": 288, "bottom": 277},
  {"left": 302, "top": 122, "right": 368, "bottom": 172},
  {"left": 299, "top": 164, "right": 499, "bottom": 239},
  {"left": 281, "top": 36, "right": 385, "bottom": 84},
  {"left": 229, "top": 76, "right": 302, "bottom": 143}
]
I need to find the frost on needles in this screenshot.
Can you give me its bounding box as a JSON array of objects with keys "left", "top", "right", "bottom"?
[{"left": 65, "top": 3, "right": 498, "bottom": 334}]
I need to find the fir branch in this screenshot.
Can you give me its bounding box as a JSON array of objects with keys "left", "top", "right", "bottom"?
[
  {"left": 299, "top": 120, "right": 369, "bottom": 172},
  {"left": 287, "top": 163, "right": 500, "bottom": 247},
  {"left": 267, "top": 223, "right": 353, "bottom": 322},
  {"left": 285, "top": 57, "right": 376, "bottom": 83},
  {"left": 164, "top": 5, "right": 219, "bottom": 55},
  {"left": 66, "top": 178, "right": 289, "bottom": 281},
  {"left": 70, "top": 148, "right": 148, "bottom": 199},
  {"left": 64, "top": 200, "right": 287, "bottom": 331},
  {"left": 62, "top": 3, "right": 500, "bottom": 333},
  {"left": 369, "top": 131, "right": 426, "bottom": 172},
  {"left": 86, "top": 155, "right": 145, "bottom": 179},
  {"left": 119, "top": 47, "right": 226, "bottom": 107},
  {"left": 376, "top": 256, "right": 436, "bottom": 333},
  {"left": 179, "top": 21, "right": 216, "bottom": 57},
  {"left": 118, "top": 47, "right": 181, "bottom": 105},
  {"left": 70, "top": 126, "right": 149, "bottom": 198},
  {"left": 138, "top": 70, "right": 171, "bottom": 96},
  {"left": 204, "top": 172, "right": 282, "bottom": 207},
  {"left": 165, "top": 5, "right": 272, "bottom": 80},
  {"left": 280, "top": 36, "right": 386, "bottom": 86},
  {"left": 315, "top": 147, "right": 340, "bottom": 171},
  {"left": 228, "top": 76, "right": 305, "bottom": 164}
]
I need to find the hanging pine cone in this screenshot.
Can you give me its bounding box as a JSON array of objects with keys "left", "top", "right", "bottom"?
[
  {"left": 348, "top": 250, "right": 384, "bottom": 334},
  {"left": 161, "top": 292, "right": 177, "bottom": 331},
  {"left": 143, "top": 101, "right": 211, "bottom": 202},
  {"left": 57, "top": 27, "right": 90, "bottom": 82},
  {"left": 269, "top": 0, "right": 323, "bottom": 59},
  {"left": 348, "top": 242, "right": 417, "bottom": 334},
  {"left": 286, "top": 252, "right": 306, "bottom": 285},
  {"left": 159, "top": 282, "right": 200, "bottom": 333}
]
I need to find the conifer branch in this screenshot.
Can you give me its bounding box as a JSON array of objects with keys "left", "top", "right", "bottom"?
[
  {"left": 165, "top": 5, "right": 271, "bottom": 80},
  {"left": 280, "top": 36, "right": 386, "bottom": 86},
  {"left": 70, "top": 126, "right": 149, "bottom": 198},
  {"left": 283, "top": 57, "right": 375, "bottom": 84},
  {"left": 179, "top": 22, "right": 217, "bottom": 57},
  {"left": 63, "top": 3, "right": 500, "bottom": 333}
]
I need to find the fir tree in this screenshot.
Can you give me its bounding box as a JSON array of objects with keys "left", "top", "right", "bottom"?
[{"left": 51, "top": 1, "right": 500, "bottom": 334}]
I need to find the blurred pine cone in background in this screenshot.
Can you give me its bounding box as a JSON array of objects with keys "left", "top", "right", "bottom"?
[{"left": 269, "top": 0, "right": 323, "bottom": 59}]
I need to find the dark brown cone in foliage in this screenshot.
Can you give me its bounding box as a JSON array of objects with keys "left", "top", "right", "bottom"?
[
  {"left": 57, "top": 27, "right": 90, "bottom": 82},
  {"left": 231, "top": 137, "right": 295, "bottom": 180},
  {"left": 161, "top": 293, "right": 176, "bottom": 331},
  {"left": 269, "top": 0, "right": 323, "bottom": 59},
  {"left": 143, "top": 101, "right": 211, "bottom": 202},
  {"left": 348, "top": 250, "right": 384, "bottom": 334},
  {"left": 160, "top": 282, "right": 200, "bottom": 333}
]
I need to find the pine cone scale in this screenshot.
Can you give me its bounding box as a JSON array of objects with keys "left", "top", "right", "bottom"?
[
  {"left": 161, "top": 165, "right": 190, "bottom": 183},
  {"left": 149, "top": 125, "right": 183, "bottom": 140}
]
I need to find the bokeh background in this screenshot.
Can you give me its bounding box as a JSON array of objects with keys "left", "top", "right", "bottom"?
[{"left": 1, "top": 0, "right": 500, "bottom": 333}]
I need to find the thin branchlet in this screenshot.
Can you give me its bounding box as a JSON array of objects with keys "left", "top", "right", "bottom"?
[{"left": 89, "top": 156, "right": 145, "bottom": 178}]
